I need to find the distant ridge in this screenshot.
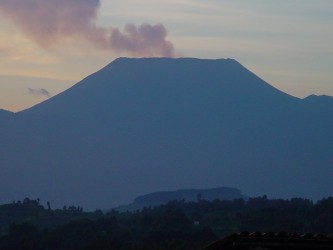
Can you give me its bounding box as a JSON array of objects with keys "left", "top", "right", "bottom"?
[
  {"left": 0, "top": 109, "right": 14, "bottom": 121},
  {"left": 0, "top": 57, "right": 332, "bottom": 210},
  {"left": 0, "top": 109, "right": 13, "bottom": 114},
  {"left": 116, "top": 187, "right": 246, "bottom": 212},
  {"left": 303, "top": 94, "right": 333, "bottom": 107}
]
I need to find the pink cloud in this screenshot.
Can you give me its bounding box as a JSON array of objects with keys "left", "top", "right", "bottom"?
[{"left": 0, "top": 0, "right": 176, "bottom": 57}]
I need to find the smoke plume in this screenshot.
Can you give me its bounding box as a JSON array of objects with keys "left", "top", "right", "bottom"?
[
  {"left": 0, "top": 0, "right": 176, "bottom": 57},
  {"left": 111, "top": 24, "right": 175, "bottom": 57}
]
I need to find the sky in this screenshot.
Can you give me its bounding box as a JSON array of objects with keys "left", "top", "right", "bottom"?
[{"left": 0, "top": 0, "right": 332, "bottom": 112}]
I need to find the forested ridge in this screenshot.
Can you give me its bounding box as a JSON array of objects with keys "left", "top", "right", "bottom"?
[{"left": 1, "top": 196, "right": 333, "bottom": 249}]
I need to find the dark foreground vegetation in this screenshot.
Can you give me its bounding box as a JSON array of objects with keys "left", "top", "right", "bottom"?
[{"left": 1, "top": 196, "right": 333, "bottom": 249}]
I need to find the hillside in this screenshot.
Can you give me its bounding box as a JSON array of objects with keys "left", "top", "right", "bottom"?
[{"left": 116, "top": 187, "right": 246, "bottom": 211}]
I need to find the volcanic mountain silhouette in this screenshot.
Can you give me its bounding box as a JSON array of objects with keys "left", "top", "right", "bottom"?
[{"left": 0, "top": 58, "right": 332, "bottom": 209}]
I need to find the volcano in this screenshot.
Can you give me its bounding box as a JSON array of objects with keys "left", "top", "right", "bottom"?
[{"left": 1, "top": 58, "right": 332, "bottom": 209}]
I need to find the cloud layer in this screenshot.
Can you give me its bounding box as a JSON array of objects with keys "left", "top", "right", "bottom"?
[{"left": 0, "top": 0, "right": 176, "bottom": 57}]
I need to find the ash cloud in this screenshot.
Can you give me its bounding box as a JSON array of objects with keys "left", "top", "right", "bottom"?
[
  {"left": 0, "top": 0, "right": 176, "bottom": 57},
  {"left": 111, "top": 24, "right": 175, "bottom": 57},
  {"left": 28, "top": 88, "right": 51, "bottom": 97}
]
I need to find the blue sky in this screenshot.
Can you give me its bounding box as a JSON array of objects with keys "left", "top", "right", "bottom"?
[{"left": 0, "top": 0, "right": 332, "bottom": 111}]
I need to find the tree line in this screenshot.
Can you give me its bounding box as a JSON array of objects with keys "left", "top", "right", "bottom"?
[{"left": 1, "top": 196, "right": 333, "bottom": 249}]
